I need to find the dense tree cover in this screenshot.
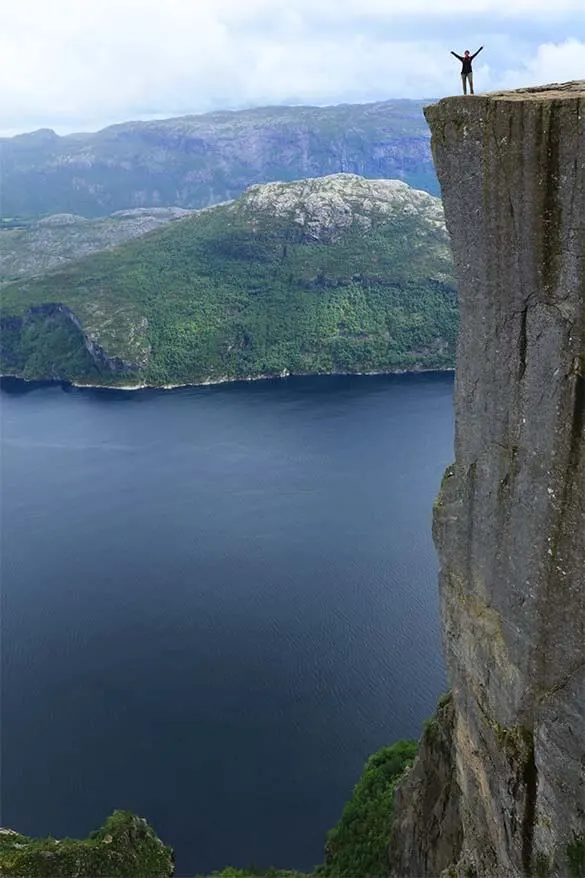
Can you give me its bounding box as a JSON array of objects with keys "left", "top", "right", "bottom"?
[
  {"left": 317, "top": 740, "right": 417, "bottom": 878},
  {"left": 0, "top": 311, "right": 100, "bottom": 381},
  {"left": 0, "top": 182, "right": 457, "bottom": 386}
]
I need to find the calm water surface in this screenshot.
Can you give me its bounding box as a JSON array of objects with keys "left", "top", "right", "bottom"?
[{"left": 1, "top": 373, "right": 453, "bottom": 876}]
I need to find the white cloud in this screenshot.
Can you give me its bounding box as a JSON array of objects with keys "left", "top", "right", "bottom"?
[
  {"left": 496, "top": 38, "right": 585, "bottom": 89},
  {"left": 0, "top": 0, "right": 583, "bottom": 135}
]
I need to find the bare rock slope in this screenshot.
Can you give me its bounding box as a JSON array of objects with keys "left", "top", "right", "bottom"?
[
  {"left": 0, "top": 207, "right": 193, "bottom": 285},
  {"left": 390, "top": 81, "right": 585, "bottom": 877}
]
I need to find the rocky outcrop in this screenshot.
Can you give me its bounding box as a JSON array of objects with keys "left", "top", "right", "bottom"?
[
  {"left": 50, "top": 304, "right": 135, "bottom": 373},
  {"left": 390, "top": 82, "right": 585, "bottom": 877},
  {"left": 238, "top": 174, "right": 446, "bottom": 245},
  {"left": 0, "top": 811, "right": 174, "bottom": 876},
  {"left": 389, "top": 696, "right": 463, "bottom": 876}
]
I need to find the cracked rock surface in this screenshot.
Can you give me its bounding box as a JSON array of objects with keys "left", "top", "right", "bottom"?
[{"left": 390, "top": 81, "right": 585, "bottom": 877}]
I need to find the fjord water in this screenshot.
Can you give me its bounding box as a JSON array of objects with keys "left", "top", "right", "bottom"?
[{"left": 1, "top": 373, "right": 452, "bottom": 876}]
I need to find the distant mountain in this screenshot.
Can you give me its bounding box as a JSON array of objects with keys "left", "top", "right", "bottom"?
[
  {"left": 0, "top": 174, "right": 456, "bottom": 387},
  {"left": 0, "top": 101, "right": 436, "bottom": 219},
  {"left": 0, "top": 207, "right": 195, "bottom": 285}
]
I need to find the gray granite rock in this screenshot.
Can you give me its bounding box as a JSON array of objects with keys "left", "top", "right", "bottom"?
[
  {"left": 389, "top": 696, "right": 463, "bottom": 877},
  {"left": 390, "top": 81, "right": 585, "bottom": 877}
]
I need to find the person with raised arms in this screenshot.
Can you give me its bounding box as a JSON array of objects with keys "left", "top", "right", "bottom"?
[{"left": 451, "top": 46, "right": 484, "bottom": 94}]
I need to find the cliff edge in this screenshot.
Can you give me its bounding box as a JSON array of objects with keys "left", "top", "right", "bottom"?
[{"left": 390, "top": 82, "right": 585, "bottom": 877}]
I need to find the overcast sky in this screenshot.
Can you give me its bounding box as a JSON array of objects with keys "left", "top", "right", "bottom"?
[{"left": 1, "top": 0, "right": 583, "bottom": 137}]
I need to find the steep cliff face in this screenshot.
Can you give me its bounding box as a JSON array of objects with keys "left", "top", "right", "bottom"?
[
  {"left": 389, "top": 696, "right": 463, "bottom": 876},
  {"left": 0, "top": 303, "right": 137, "bottom": 382},
  {"left": 390, "top": 82, "right": 585, "bottom": 877}
]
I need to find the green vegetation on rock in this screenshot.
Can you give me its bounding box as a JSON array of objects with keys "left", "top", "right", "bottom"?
[
  {"left": 0, "top": 307, "right": 100, "bottom": 382},
  {"left": 318, "top": 740, "right": 417, "bottom": 878},
  {"left": 0, "top": 739, "right": 418, "bottom": 877},
  {"left": 1, "top": 174, "right": 456, "bottom": 387},
  {"left": 0, "top": 811, "right": 173, "bottom": 877},
  {"left": 196, "top": 740, "right": 417, "bottom": 878}
]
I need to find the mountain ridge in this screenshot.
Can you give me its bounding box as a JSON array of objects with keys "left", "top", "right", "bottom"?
[
  {"left": 0, "top": 100, "right": 437, "bottom": 219},
  {"left": 389, "top": 79, "right": 585, "bottom": 878}
]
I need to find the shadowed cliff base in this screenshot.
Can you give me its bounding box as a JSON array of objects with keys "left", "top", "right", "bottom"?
[{"left": 389, "top": 81, "right": 585, "bottom": 877}]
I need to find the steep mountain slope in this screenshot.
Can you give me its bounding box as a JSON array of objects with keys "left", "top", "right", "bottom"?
[
  {"left": 389, "top": 81, "right": 585, "bottom": 877},
  {"left": 0, "top": 207, "right": 194, "bottom": 285},
  {"left": 0, "top": 101, "right": 436, "bottom": 218},
  {"left": 0, "top": 174, "right": 456, "bottom": 387}
]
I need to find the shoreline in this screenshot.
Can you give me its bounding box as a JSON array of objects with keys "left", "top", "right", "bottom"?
[{"left": 1, "top": 366, "right": 454, "bottom": 393}]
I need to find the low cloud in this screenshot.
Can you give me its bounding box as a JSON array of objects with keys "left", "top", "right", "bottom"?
[{"left": 496, "top": 38, "right": 585, "bottom": 88}]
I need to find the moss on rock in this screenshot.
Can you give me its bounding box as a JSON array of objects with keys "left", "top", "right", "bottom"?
[{"left": 0, "top": 811, "right": 173, "bottom": 877}]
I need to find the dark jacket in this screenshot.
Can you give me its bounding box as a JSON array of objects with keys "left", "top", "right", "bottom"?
[{"left": 451, "top": 46, "right": 483, "bottom": 74}]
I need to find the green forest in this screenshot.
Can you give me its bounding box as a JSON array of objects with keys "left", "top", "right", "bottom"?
[{"left": 0, "top": 178, "right": 457, "bottom": 387}]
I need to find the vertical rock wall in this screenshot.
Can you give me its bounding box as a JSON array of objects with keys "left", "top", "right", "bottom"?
[{"left": 390, "top": 83, "right": 585, "bottom": 877}]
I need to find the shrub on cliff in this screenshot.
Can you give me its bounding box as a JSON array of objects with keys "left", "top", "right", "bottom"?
[{"left": 319, "top": 739, "right": 417, "bottom": 878}]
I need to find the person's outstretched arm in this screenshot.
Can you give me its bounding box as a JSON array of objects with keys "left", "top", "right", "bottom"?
[
  {"left": 471, "top": 46, "right": 484, "bottom": 59},
  {"left": 451, "top": 51, "right": 463, "bottom": 60}
]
